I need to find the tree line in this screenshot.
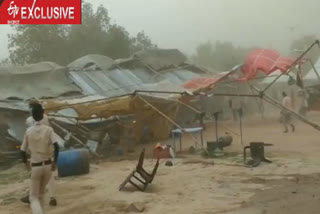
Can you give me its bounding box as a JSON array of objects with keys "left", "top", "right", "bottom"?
[{"left": 5, "top": 3, "right": 157, "bottom": 65}]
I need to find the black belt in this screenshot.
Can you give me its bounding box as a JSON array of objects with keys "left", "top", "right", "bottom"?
[{"left": 31, "top": 160, "right": 52, "bottom": 167}]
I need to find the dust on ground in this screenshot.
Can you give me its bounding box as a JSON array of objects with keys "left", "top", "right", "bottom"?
[{"left": 1, "top": 113, "right": 320, "bottom": 214}]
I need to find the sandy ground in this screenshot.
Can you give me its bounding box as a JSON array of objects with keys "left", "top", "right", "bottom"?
[{"left": 1, "top": 113, "right": 320, "bottom": 214}]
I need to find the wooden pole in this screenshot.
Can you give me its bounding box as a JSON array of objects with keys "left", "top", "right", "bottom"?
[
  {"left": 137, "top": 95, "right": 209, "bottom": 154},
  {"left": 174, "top": 98, "right": 202, "bottom": 114},
  {"left": 51, "top": 120, "right": 101, "bottom": 158}
]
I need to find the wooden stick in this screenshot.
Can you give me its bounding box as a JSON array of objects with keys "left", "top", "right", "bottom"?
[
  {"left": 51, "top": 121, "right": 101, "bottom": 158},
  {"left": 137, "top": 95, "right": 209, "bottom": 155},
  {"left": 175, "top": 98, "right": 202, "bottom": 114},
  {"left": 137, "top": 95, "right": 184, "bottom": 130}
]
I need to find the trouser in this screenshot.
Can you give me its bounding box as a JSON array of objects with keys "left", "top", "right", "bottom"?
[
  {"left": 30, "top": 164, "right": 52, "bottom": 214},
  {"left": 283, "top": 112, "right": 294, "bottom": 131},
  {"left": 47, "top": 170, "right": 57, "bottom": 198},
  {"left": 26, "top": 167, "right": 57, "bottom": 199}
]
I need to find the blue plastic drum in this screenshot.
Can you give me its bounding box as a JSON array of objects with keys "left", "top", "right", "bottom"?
[{"left": 57, "top": 149, "right": 90, "bottom": 177}]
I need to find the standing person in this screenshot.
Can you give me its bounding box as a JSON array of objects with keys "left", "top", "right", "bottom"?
[
  {"left": 21, "top": 99, "right": 58, "bottom": 206},
  {"left": 281, "top": 92, "right": 295, "bottom": 133},
  {"left": 26, "top": 100, "right": 50, "bottom": 127},
  {"left": 20, "top": 103, "right": 59, "bottom": 214}
]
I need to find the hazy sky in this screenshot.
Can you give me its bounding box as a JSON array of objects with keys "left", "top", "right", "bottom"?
[{"left": 0, "top": 0, "right": 319, "bottom": 60}]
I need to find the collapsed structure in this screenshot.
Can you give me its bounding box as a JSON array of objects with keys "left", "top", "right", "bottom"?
[{"left": 1, "top": 46, "right": 319, "bottom": 163}]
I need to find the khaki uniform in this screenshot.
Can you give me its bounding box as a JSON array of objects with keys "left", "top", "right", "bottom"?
[
  {"left": 25, "top": 114, "right": 59, "bottom": 201},
  {"left": 21, "top": 122, "right": 57, "bottom": 214}
]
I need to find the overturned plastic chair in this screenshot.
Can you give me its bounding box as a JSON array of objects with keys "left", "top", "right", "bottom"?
[
  {"left": 119, "top": 148, "right": 160, "bottom": 192},
  {"left": 244, "top": 142, "right": 272, "bottom": 167}
]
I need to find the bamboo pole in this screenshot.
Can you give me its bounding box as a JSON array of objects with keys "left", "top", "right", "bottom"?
[
  {"left": 51, "top": 121, "right": 101, "bottom": 158},
  {"left": 173, "top": 95, "right": 241, "bottom": 136},
  {"left": 137, "top": 95, "right": 209, "bottom": 155},
  {"left": 175, "top": 98, "right": 202, "bottom": 114}
]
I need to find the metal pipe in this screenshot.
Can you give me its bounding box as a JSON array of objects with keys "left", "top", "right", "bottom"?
[
  {"left": 45, "top": 93, "right": 134, "bottom": 111},
  {"left": 138, "top": 95, "right": 209, "bottom": 154},
  {"left": 263, "top": 40, "right": 320, "bottom": 93},
  {"left": 135, "top": 90, "right": 184, "bottom": 95},
  {"left": 213, "top": 112, "right": 219, "bottom": 144},
  {"left": 251, "top": 85, "right": 320, "bottom": 131},
  {"left": 309, "top": 59, "right": 320, "bottom": 82},
  {"left": 211, "top": 93, "right": 260, "bottom": 97},
  {"left": 239, "top": 108, "right": 244, "bottom": 146}
]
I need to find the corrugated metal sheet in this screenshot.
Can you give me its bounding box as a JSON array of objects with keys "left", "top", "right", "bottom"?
[
  {"left": 69, "top": 68, "right": 200, "bottom": 97},
  {"left": 0, "top": 62, "right": 81, "bottom": 100},
  {"left": 154, "top": 69, "right": 200, "bottom": 84},
  {"left": 68, "top": 55, "right": 115, "bottom": 70}
]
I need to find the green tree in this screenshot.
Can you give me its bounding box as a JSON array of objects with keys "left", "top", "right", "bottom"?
[
  {"left": 130, "top": 31, "right": 157, "bottom": 54},
  {"left": 6, "top": 3, "right": 156, "bottom": 65},
  {"left": 66, "top": 3, "right": 111, "bottom": 62},
  {"left": 192, "top": 41, "right": 215, "bottom": 69},
  {"left": 8, "top": 25, "right": 68, "bottom": 65},
  {"left": 104, "top": 24, "right": 132, "bottom": 59}
]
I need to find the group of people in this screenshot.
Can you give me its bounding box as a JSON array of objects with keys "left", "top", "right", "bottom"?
[
  {"left": 20, "top": 100, "right": 60, "bottom": 214},
  {"left": 229, "top": 91, "right": 297, "bottom": 133}
]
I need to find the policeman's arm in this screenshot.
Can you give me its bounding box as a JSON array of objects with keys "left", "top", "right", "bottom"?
[
  {"left": 21, "top": 151, "right": 27, "bottom": 164},
  {"left": 20, "top": 134, "right": 28, "bottom": 163},
  {"left": 50, "top": 129, "right": 59, "bottom": 163},
  {"left": 53, "top": 142, "right": 59, "bottom": 163}
]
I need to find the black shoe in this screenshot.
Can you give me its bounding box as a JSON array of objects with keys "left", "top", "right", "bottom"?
[
  {"left": 49, "top": 198, "right": 57, "bottom": 206},
  {"left": 21, "top": 195, "right": 30, "bottom": 204}
]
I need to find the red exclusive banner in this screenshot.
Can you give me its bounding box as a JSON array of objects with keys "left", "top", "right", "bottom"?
[{"left": 0, "top": 0, "right": 81, "bottom": 24}]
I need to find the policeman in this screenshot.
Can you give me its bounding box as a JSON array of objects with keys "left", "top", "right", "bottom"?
[
  {"left": 26, "top": 99, "right": 50, "bottom": 127},
  {"left": 21, "top": 99, "right": 59, "bottom": 206},
  {"left": 21, "top": 103, "right": 59, "bottom": 214}
]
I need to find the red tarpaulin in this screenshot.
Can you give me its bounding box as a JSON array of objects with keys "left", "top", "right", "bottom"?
[
  {"left": 183, "top": 77, "right": 221, "bottom": 90},
  {"left": 182, "top": 72, "right": 232, "bottom": 91},
  {"left": 239, "top": 49, "right": 294, "bottom": 81}
]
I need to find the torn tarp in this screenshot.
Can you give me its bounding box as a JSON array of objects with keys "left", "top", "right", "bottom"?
[
  {"left": 44, "top": 94, "right": 181, "bottom": 142},
  {"left": 239, "top": 49, "right": 294, "bottom": 81},
  {"left": 182, "top": 70, "right": 236, "bottom": 92}
]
